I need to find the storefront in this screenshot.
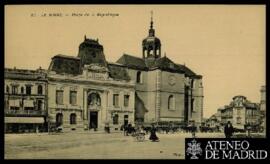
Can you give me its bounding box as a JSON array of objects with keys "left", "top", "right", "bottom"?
[{"left": 5, "top": 117, "right": 46, "bottom": 133}]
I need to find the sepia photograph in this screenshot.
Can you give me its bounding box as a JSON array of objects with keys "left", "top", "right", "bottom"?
[{"left": 4, "top": 4, "right": 266, "bottom": 159}]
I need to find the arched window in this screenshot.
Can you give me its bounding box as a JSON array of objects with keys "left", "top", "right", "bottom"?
[
  {"left": 56, "top": 113, "right": 63, "bottom": 127},
  {"left": 21, "top": 87, "right": 24, "bottom": 94},
  {"left": 88, "top": 93, "right": 101, "bottom": 106},
  {"left": 6, "top": 85, "right": 9, "bottom": 93},
  {"left": 11, "top": 85, "right": 18, "bottom": 94},
  {"left": 38, "top": 85, "right": 43, "bottom": 95},
  {"left": 26, "top": 85, "right": 32, "bottom": 95},
  {"left": 70, "top": 113, "right": 77, "bottom": 125},
  {"left": 168, "top": 95, "right": 175, "bottom": 110},
  {"left": 136, "top": 71, "right": 142, "bottom": 83}
]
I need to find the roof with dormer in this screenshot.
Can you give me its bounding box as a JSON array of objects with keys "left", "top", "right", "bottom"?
[
  {"left": 116, "top": 53, "right": 202, "bottom": 78},
  {"left": 48, "top": 53, "right": 131, "bottom": 81}
]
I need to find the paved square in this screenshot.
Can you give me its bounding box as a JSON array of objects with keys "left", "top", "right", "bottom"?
[{"left": 5, "top": 132, "right": 225, "bottom": 159}]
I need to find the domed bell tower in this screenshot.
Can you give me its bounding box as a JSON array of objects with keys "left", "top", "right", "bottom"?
[{"left": 142, "top": 12, "right": 161, "bottom": 59}]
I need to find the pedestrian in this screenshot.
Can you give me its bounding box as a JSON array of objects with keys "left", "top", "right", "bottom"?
[
  {"left": 224, "top": 121, "right": 234, "bottom": 138},
  {"left": 104, "top": 122, "right": 110, "bottom": 133},
  {"left": 127, "top": 123, "right": 132, "bottom": 136},
  {"left": 123, "top": 123, "right": 128, "bottom": 136},
  {"left": 191, "top": 122, "right": 196, "bottom": 138},
  {"left": 149, "top": 124, "right": 159, "bottom": 142},
  {"left": 91, "top": 122, "right": 97, "bottom": 131}
]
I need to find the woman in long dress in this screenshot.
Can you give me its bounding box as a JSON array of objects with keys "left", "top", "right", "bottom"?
[{"left": 149, "top": 124, "right": 159, "bottom": 142}]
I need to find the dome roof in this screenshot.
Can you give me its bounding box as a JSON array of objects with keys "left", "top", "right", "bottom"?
[
  {"left": 143, "top": 36, "right": 161, "bottom": 45},
  {"left": 142, "top": 17, "right": 161, "bottom": 46}
]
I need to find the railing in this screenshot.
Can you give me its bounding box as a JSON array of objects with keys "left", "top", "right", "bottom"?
[
  {"left": 5, "top": 109, "right": 46, "bottom": 116},
  {"left": 5, "top": 93, "right": 46, "bottom": 97}
]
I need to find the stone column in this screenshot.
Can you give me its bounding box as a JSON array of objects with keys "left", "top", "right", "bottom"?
[{"left": 83, "top": 89, "right": 88, "bottom": 130}]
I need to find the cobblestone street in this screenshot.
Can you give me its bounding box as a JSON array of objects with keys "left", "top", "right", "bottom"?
[{"left": 5, "top": 132, "right": 225, "bottom": 159}]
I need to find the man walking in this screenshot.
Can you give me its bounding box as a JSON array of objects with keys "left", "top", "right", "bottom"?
[{"left": 224, "top": 121, "right": 234, "bottom": 138}]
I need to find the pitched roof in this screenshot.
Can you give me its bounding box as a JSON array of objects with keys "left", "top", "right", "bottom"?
[
  {"left": 116, "top": 54, "right": 148, "bottom": 70},
  {"left": 107, "top": 63, "right": 131, "bottom": 81},
  {"left": 176, "top": 64, "right": 197, "bottom": 77},
  {"left": 49, "top": 54, "right": 82, "bottom": 75},
  {"left": 117, "top": 54, "right": 202, "bottom": 78}
]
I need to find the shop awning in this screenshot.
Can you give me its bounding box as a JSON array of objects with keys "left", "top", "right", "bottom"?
[
  {"left": 24, "top": 100, "right": 34, "bottom": 107},
  {"left": 5, "top": 117, "right": 44, "bottom": 123},
  {"left": 9, "top": 100, "right": 20, "bottom": 107}
]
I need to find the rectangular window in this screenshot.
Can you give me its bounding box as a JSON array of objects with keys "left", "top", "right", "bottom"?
[
  {"left": 26, "top": 86, "right": 31, "bottom": 95},
  {"left": 113, "top": 94, "right": 119, "bottom": 107},
  {"left": 56, "top": 90, "right": 64, "bottom": 105},
  {"left": 113, "top": 114, "right": 119, "bottom": 125},
  {"left": 70, "top": 91, "right": 77, "bottom": 105},
  {"left": 11, "top": 86, "right": 18, "bottom": 94},
  {"left": 124, "top": 95, "right": 129, "bottom": 107}
]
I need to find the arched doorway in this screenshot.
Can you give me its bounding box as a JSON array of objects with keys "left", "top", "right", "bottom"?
[
  {"left": 87, "top": 92, "right": 101, "bottom": 130},
  {"left": 56, "top": 113, "right": 63, "bottom": 127},
  {"left": 70, "top": 113, "right": 76, "bottom": 125}
]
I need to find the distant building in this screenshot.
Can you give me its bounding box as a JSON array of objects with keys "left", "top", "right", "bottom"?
[
  {"left": 4, "top": 68, "right": 48, "bottom": 133},
  {"left": 205, "top": 114, "right": 220, "bottom": 129},
  {"left": 260, "top": 86, "right": 266, "bottom": 133},
  {"left": 260, "top": 86, "right": 266, "bottom": 111},
  {"left": 220, "top": 95, "right": 260, "bottom": 130},
  {"left": 205, "top": 108, "right": 222, "bottom": 129}
]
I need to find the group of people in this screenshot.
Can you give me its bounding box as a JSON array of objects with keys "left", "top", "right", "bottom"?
[
  {"left": 123, "top": 123, "right": 159, "bottom": 142},
  {"left": 102, "top": 120, "right": 234, "bottom": 139}
]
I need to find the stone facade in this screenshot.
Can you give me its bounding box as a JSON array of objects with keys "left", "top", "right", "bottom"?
[
  {"left": 47, "top": 68, "right": 135, "bottom": 132},
  {"left": 4, "top": 68, "right": 48, "bottom": 133},
  {"left": 220, "top": 95, "right": 260, "bottom": 130},
  {"left": 260, "top": 85, "right": 266, "bottom": 134},
  {"left": 47, "top": 38, "right": 135, "bottom": 132},
  {"left": 116, "top": 17, "right": 203, "bottom": 126},
  {"left": 4, "top": 15, "right": 204, "bottom": 133}
]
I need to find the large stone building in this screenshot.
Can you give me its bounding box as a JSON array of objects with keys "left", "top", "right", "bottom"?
[
  {"left": 47, "top": 37, "right": 135, "bottom": 131},
  {"left": 220, "top": 95, "right": 260, "bottom": 130},
  {"left": 116, "top": 17, "right": 203, "bottom": 126},
  {"left": 4, "top": 68, "right": 48, "bottom": 133},
  {"left": 4, "top": 15, "right": 204, "bottom": 132}
]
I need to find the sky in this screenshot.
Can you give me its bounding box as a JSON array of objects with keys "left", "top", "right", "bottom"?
[{"left": 5, "top": 5, "right": 266, "bottom": 118}]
